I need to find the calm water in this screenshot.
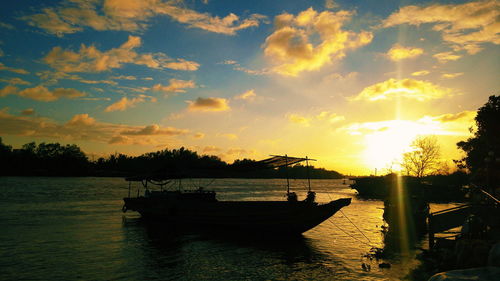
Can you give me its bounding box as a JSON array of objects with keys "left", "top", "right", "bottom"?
[{"left": 0, "top": 177, "right": 455, "bottom": 280}]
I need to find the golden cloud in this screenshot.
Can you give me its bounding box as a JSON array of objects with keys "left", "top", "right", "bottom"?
[
  {"left": 21, "top": 108, "right": 35, "bottom": 116},
  {"left": 386, "top": 44, "right": 423, "bottom": 61},
  {"left": 43, "top": 35, "right": 199, "bottom": 73},
  {"left": 352, "top": 78, "right": 453, "bottom": 101},
  {"left": 187, "top": 97, "right": 230, "bottom": 112},
  {"left": 22, "top": 0, "right": 266, "bottom": 36},
  {"left": 288, "top": 114, "right": 311, "bottom": 126},
  {"left": 121, "top": 124, "right": 188, "bottom": 136},
  {"left": 0, "top": 62, "right": 29, "bottom": 74},
  {"left": 0, "top": 77, "right": 31, "bottom": 85},
  {"left": 193, "top": 132, "right": 205, "bottom": 139},
  {"left": 433, "top": 110, "right": 476, "bottom": 123},
  {"left": 441, "top": 72, "right": 464, "bottom": 79},
  {"left": 263, "top": 7, "right": 373, "bottom": 76},
  {"left": 411, "top": 70, "right": 430, "bottom": 76},
  {"left": 433, "top": 52, "right": 462, "bottom": 63},
  {"left": 382, "top": 0, "right": 499, "bottom": 54},
  {"left": 0, "top": 109, "right": 188, "bottom": 144},
  {"left": 1, "top": 85, "right": 86, "bottom": 101},
  {"left": 104, "top": 95, "right": 156, "bottom": 112},
  {"left": 152, "top": 79, "right": 196, "bottom": 94},
  {"left": 218, "top": 133, "right": 238, "bottom": 140},
  {"left": 235, "top": 89, "right": 256, "bottom": 101}
]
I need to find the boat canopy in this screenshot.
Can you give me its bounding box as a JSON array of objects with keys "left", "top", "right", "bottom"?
[{"left": 257, "top": 155, "right": 316, "bottom": 168}]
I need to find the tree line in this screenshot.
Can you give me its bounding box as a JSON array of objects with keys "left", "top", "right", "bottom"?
[{"left": 0, "top": 140, "right": 343, "bottom": 179}]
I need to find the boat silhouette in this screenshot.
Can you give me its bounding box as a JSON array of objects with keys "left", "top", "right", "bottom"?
[{"left": 122, "top": 155, "right": 351, "bottom": 235}]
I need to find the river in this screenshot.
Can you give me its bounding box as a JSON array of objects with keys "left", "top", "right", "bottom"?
[{"left": 0, "top": 177, "right": 457, "bottom": 280}]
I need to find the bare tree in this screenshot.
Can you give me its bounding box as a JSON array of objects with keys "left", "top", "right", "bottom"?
[{"left": 401, "top": 136, "right": 441, "bottom": 177}]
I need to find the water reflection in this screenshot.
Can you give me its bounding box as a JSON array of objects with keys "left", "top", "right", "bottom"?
[{"left": 121, "top": 216, "right": 349, "bottom": 281}]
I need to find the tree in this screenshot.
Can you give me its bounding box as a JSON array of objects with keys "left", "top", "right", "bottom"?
[
  {"left": 457, "top": 95, "right": 500, "bottom": 175},
  {"left": 401, "top": 136, "right": 441, "bottom": 178}
]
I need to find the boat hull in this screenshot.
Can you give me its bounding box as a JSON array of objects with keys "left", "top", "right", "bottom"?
[{"left": 123, "top": 197, "right": 351, "bottom": 235}]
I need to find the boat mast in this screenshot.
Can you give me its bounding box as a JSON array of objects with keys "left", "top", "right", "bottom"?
[
  {"left": 306, "top": 156, "right": 311, "bottom": 192},
  {"left": 285, "top": 154, "right": 290, "bottom": 195}
]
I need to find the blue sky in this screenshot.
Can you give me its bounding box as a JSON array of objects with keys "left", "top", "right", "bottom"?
[{"left": 0, "top": 0, "right": 498, "bottom": 174}]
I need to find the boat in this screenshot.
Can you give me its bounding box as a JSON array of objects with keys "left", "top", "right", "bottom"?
[
  {"left": 122, "top": 155, "right": 351, "bottom": 235},
  {"left": 350, "top": 173, "right": 467, "bottom": 202}
]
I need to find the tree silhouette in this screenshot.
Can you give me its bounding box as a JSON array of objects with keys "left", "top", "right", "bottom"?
[{"left": 401, "top": 136, "right": 441, "bottom": 178}]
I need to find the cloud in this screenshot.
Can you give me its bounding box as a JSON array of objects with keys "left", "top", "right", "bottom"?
[
  {"left": 352, "top": 78, "right": 453, "bottom": 101},
  {"left": 21, "top": 108, "right": 35, "bottom": 116},
  {"left": 218, "top": 133, "right": 238, "bottom": 140},
  {"left": 382, "top": 0, "right": 499, "bottom": 54},
  {"left": 235, "top": 89, "right": 256, "bottom": 101},
  {"left": 433, "top": 110, "right": 476, "bottom": 122},
  {"left": 0, "top": 85, "right": 19, "bottom": 97},
  {"left": 121, "top": 124, "right": 188, "bottom": 136},
  {"left": 288, "top": 114, "right": 311, "bottom": 126},
  {"left": 187, "top": 97, "right": 230, "bottom": 112},
  {"left": 339, "top": 111, "right": 475, "bottom": 137},
  {"left": 0, "top": 109, "right": 188, "bottom": 144},
  {"left": 441, "top": 72, "right": 464, "bottom": 79},
  {"left": 386, "top": 44, "right": 423, "bottom": 61},
  {"left": 263, "top": 7, "right": 373, "bottom": 76},
  {"left": 110, "top": 75, "right": 137, "bottom": 80},
  {"left": 21, "top": 0, "right": 266, "bottom": 36},
  {"left": 0, "top": 21, "right": 15, "bottom": 30},
  {"left": 288, "top": 110, "right": 344, "bottom": 126},
  {"left": 104, "top": 95, "right": 156, "bottom": 112},
  {"left": 193, "top": 132, "right": 205, "bottom": 139},
  {"left": 0, "top": 62, "right": 29, "bottom": 74},
  {"left": 0, "top": 77, "right": 31, "bottom": 85},
  {"left": 43, "top": 35, "right": 199, "bottom": 73},
  {"left": 325, "top": 0, "right": 339, "bottom": 10},
  {"left": 1, "top": 85, "right": 86, "bottom": 101},
  {"left": 203, "top": 146, "right": 221, "bottom": 153},
  {"left": 433, "top": 52, "right": 462, "bottom": 63},
  {"left": 411, "top": 70, "right": 430, "bottom": 76},
  {"left": 152, "top": 79, "right": 196, "bottom": 94},
  {"left": 220, "top": 59, "right": 269, "bottom": 75}
]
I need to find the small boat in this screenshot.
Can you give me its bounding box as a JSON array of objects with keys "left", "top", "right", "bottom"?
[{"left": 122, "top": 155, "right": 351, "bottom": 235}]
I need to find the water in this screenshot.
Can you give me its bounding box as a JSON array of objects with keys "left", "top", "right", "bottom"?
[{"left": 0, "top": 177, "right": 455, "bottom": 280}]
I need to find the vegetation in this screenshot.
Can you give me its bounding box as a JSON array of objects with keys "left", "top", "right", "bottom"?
[
  {"left": 0, "top": 138, "right": 343, "bottom": 179},
  {"left": 457, "top": 95, "right": 500, "bottom": 175},
  {"left": 401, "top": 136, "right": 442, "bottom": 178}
]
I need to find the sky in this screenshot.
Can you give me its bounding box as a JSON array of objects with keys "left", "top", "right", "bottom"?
[{"left": 0, "top": 0, "right": 498, "bottom": 175}]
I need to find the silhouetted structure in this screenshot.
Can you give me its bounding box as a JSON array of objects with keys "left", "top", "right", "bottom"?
[{"left": 122, "top": 155, "right": 352, "bottom": 235}]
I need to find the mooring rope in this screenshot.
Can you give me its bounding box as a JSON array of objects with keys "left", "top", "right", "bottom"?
[
  {"left": 322, "top": 190, "right": 373, "bottom": 245},
  {"left": 326, "top": 218, "right": 376, "bottom": 248}
]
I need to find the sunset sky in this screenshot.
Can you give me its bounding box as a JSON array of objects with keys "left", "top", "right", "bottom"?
[{"left": 0, "top": 0, "right": 498, "bottom": 175}]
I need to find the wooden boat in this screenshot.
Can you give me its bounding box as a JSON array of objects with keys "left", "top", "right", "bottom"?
[{"left": 122, "top": 155, "right": 351, "bottom": 235}]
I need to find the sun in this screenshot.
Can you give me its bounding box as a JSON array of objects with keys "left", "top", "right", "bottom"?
[{"left": 361, "top": 120, "right": 432, "bottom": 173}]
